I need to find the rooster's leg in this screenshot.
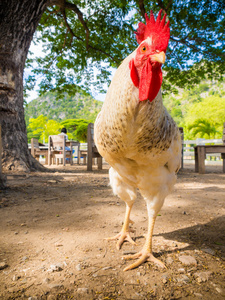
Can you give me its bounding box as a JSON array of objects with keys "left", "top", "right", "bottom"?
[
  {"left": 106, "top": 167, "right": 137, "bottom": 250},
  {"left": 105, "top": 202, "right": 136, "bottom": 250},
  {"left": 123, "top": 214, "right": 165, "bottom": 271}
]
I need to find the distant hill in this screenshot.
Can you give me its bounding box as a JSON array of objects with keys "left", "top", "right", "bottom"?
[{"left": 25, "top": 90, "right": 103, "bottom": 124}]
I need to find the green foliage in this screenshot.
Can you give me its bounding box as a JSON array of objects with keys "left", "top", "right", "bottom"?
[
  {"left": 28, "top": 115, "right": 61, "bottom": 143},
  {"left": 74, "top": 122, "right": 89, "bottom": 142},
  {"left": 60, "top": 119, "right": 90, "bottom": 142},
  {"left": 184, "top": 95, "right": 225, "bottom": 139},
  {"left": 163, "top": 78, "right": 225, "bottom": 140},
  {"left": 187, "top": 119, "right": 220, "bottom": 139},
  {"left": 24, "top": 0, "right": 225, "bottom": 97}
]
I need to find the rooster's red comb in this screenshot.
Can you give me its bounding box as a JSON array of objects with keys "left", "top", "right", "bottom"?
[{"left": 135, "top": 9, "right": 170, "bottom": 52}]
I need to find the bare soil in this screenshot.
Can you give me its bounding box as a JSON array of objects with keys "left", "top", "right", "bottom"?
[{"left": 0, "top": 163, "right": 224, "bottom": 300}]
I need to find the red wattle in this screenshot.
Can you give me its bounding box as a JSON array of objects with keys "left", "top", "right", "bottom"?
[
  {"left": 129, "top": 58, "right": 163, "bottom": 102},
  {"left": 139, "top": 60, "right": 152, "bottom": 101},
  {"left": 147, "top": 68, "right": 162, "bottom": 102},
  {"left": 129, "top": 59, "right": 139, "bottom": 87},
  {"left": 139, "top": 62, "right": 162, "bottom": 102}
]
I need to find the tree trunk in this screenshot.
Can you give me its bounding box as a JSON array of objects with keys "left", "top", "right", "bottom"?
[
  {"left": 0, "top": 125, "right": 6, "bottom": 189},
  {"left": 0, "top": 0, "right": 47, "bottom": 174}
]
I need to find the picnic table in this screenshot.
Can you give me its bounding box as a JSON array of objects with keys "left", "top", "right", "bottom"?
[{"left": 194, "top": 145, "right": 225, "bottom": 174}]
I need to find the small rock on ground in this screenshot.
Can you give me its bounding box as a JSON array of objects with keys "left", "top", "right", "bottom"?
[
  {"left": 77, "top": 287, "right": 89, "bottom": 294},
  {"left": 179, "top": 255, "right": 197, "bottom": 266},
  {"left": 0, "top": 262, "right": 8, "bottom": 270},
  {"left": 194, "top": 271, "right": 212, "bottom": 283}
]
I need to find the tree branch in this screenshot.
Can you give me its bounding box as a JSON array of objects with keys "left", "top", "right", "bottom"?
[
  {"left": 48, "top": 0, "right": 119, "bottom": 64},
  {"left": 49, "top": 0, "right": 90, "bottom": 50},
  {"left": 156, "top": 0, "right": 167, "bottom": 14},
  {"left": 170, "top": 36, "right": 202, "bottom": 53},
  {"left": 166, "top": 0, "right": 173, "bottom": 12},
  {"left": 64, "top": 1, "right": 90, "bottom": 50},
  {"left": 138, "top": 0, "right": 146, "bottom": 18},
  {"left": 170, "top": 36, "right": 224, "bottom": 60}
]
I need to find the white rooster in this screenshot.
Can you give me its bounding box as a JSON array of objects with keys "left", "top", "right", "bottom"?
[{"left": 94, "top": 10, "right": 181, "bottom": 271}]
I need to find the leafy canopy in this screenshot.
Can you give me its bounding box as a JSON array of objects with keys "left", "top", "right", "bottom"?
[
  {"left": 61, "top": 119, "right": 90, "bottom": 142},
  {"left": 25, "top": 0, "right": 225, "bottom": 98},
  {"left": 28, "top": 115, "right": 62, "bottom": 143},
  {"left": 187, "top": 119, "right": 220, "bottom": 139}
]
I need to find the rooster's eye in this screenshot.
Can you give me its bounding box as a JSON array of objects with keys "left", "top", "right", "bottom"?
[{"left": 141, "top": 46, "right": 147, "bottom": 53}]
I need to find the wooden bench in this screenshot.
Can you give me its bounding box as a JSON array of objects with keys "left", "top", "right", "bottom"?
[
  {"left": 31, "top": 138, "right": 48, "bottom": 164},
  {"left": 80, "top": 123, "right": 102, "bottom": 171},
  {"left": 194, "top": 123, "right": 225, "bottom": 174},
  {"left": 48, "top": 135, "right": 73, "bottom": 166}
]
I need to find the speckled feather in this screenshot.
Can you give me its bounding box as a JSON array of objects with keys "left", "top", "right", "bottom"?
[{"left": 94, "top": 51, "right": 181, "bottom": 189}]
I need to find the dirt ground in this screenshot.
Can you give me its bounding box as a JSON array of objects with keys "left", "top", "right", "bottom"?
[{"left": 0, "top": 162, "right": 224, "bottom": 300}]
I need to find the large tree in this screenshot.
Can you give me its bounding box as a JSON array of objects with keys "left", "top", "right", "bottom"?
[
  {"left": 0, "top": 0, "right": 47, "bottom": 177},
  {"left": 0, "top": 0, "right": 224, "bottom": 184}
]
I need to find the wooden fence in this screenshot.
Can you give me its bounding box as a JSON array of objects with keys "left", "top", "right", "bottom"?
[{"left": 183, "top": 138, "right": 223, "bottom": 161}]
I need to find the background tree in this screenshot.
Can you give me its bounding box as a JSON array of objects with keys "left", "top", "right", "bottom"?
[
  {"left": 28, "top": 115, "right": 62, "bottom": 143},
  {"left": 187, "top": 119, "right": 219, "bottom": 139},
  {"left": 0, "top": 0, "right": 224, "bottom": 185},
  {"left": 74, "top": 123, "right": 88, "bottom": 142},
  {"left": 183, "top": 95, "right": 225, "bottom": 139},
  {"left": 60, "top": 119, "right": 89, "bottom": 142}
]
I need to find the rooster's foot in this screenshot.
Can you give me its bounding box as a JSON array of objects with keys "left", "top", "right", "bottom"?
[
  {"left": 122, "top": 249, "right": 166, "bottom": 271},
  {"left": 104, "top": 229, "right": 136, "bottom": 250}
]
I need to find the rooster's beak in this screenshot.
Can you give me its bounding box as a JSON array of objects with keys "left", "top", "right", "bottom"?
[{"left": 150, "top": 51, "right": 166, "bottom": 64}]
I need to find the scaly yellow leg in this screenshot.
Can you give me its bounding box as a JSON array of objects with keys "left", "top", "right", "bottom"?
[
  {"left": 105, "top": 202, "right": 136, "bottom": 250},
  {"left": 123, "top": 216, "right": 165, "bottom": 271}
]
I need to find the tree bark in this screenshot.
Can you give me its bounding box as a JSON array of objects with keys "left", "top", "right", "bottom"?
[
  {"left": 0, "top": 0, "right": 47, "bottom": 173},
  {"left": 0, "top": 125, "right": 6, "bottom": 189}
]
